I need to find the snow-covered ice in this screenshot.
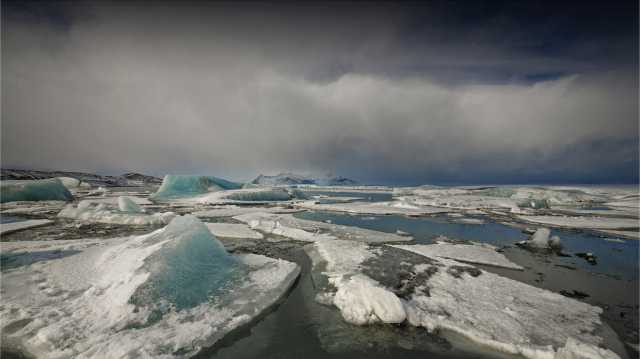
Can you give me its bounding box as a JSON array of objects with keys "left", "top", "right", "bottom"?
[
  {"left": 1, "top": 179, "right": 73, "bottom": 203},
  {"left": 392, "top": 240, "right": 523, "bottom": 270},
  {"left": 0, "top": 215, "right": 300, "bottom": 358},
  {"left": 234, "top": 212, "right": 411, "bottom": 243},
  {"left": 58, "top": 201, "right": 175, "bottom": 225},
  {"left": 205, "top": 222, "right": 264, "bottom": 239},
  {"left": 193, "top": 205, "right": 302, "bottom": 218},
  {"left": 517, "top": 215, "right": 639, "bottom": 230},
  {"left": 306, "top": 240, "right": 622, "bottom": 359},
  {"left": 0, "top": 219, "right": 54, "bottom": 235},
  {"left": 296, "top": 200, "right": 449, "bottom": 216}
]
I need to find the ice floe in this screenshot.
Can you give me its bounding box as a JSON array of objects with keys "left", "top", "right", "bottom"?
[
  {"left": 306, "top": 240, "right": 622, "bottom": 359},
  {"left": 234, "top": 212, "right": 410, "bottom": 243},
  {"left": 58, "top": 200, "right": 175, "bottom": 225},
  {"left": 193, "top": 205, "right": 302, "bottom": 218},
  {"left": 0, "top": 215, "right": 300, "bottom": 358},
  {"left": 205, "top": 222, "right": 264, "bottom": 239},
  {"left": 392, "top": 240, "right": 523, "bottom": 270},
  {"left": 296, "top": 200, "right": 449, "bottom": 216},
  {"left": 1, "top": 179, "right": 74, "bottom": 203},
  {"left": 517, "top": 215, "right": 639, "bottom": 230},
  {"left": 0, "top": 219, "right": 54, "bottom": 235}
]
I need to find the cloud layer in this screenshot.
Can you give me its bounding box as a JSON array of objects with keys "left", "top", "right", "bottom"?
[{"left": 2, "top": 1, "right": 637, "bottom": 184}]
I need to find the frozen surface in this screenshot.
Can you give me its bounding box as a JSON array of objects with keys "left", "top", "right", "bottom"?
[
  {"left": 296, "top": 200, "right": 450, "bottom": 216},
  {"left": 205, "top": 223, "right": 264, "bottom": 239},
  {"left": 193, "top": 205, "right": 302, "bottom": 218},
  {"left": 391, "top": 241, "right": 523, "bottom": 270},
  {"left": 118, "top": 196, "right": 144, "bottom": 213},
  {"left": 306, "top": 240, "right": 621, "bottom": 359},
  {"left": 0, "top": 215, "right": 300, "bottom": 358},
  {"left": 150, "top": 175, "right": 242, "bottom": 201},
  {"left": 1, "top": 179, "right": 73, "bottom": 203},
  {"left": 58, "top": 201, "right": 175, "bottom": 225},
  {"left": 0, "top": 219, "right": 54, "bottom": 235},
  {"left": 234, "top": 212, "right": 411, "bottom": 243},
  {"left": 517, "top": 215, "right": 639, "bottom": 230},
  {"left": 57, "top": 177, "right": 81, "bottom": 189}
]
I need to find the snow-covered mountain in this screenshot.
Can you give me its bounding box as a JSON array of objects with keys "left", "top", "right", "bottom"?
[{"left": 1, "top": 169, "right": 162, "bottom": 187}]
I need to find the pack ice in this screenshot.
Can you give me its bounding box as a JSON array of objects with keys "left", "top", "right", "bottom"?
[
  {"left": 305, "top": 240, "right": 622, "bottom": 359},
  {"left": 1, "top": 179, "right": 74, "bottom": 203},
  {"left": 0, "top": 215, "right": 300, "bottom": 358}
]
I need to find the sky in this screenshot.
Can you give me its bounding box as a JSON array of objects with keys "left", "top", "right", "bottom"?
[{"left": 2, "top": 0, "right": 638, "bottom": 185}]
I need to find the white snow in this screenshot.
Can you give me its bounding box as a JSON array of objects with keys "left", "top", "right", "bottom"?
[
  {"left": 554, "top": 338, "right": 620, "bottom": 359},
  {"left": 392, "top": 241, "right": 523, "bottom": 270},
  {"left": 0, "top": 219, "right": 54, "bottom": 235},
  {"left": 0, "top": 215, "right": 300, "bottom": 358},
  {"left": 333, "top": 275, "right": 406, "bottom": 325},
  {"left": 205, "top": 222, "right": 264, "bottom": 239},
  {"left": 57, "top": 177, "right": 81, "bottom": 189}
]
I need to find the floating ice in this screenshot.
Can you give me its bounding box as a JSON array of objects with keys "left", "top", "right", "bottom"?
[
  {"left": 150, "top": 175, "right": 242, "bottom": 201},
  {"left": 517, "top": 215, "right": 639, "bottom": 231},
  {"left": 225, "top": 188, "right": 293, "bottom": 202},
  {"left": 192, "top": 205, "right": 302, "bottom": 218},
  {"left": 58, "top": 200, "right": 175, "bottom": 225},
  {"left": 306, "top": 240, "right": 622, "bottom": 359},
  {"left": 1, "top": 179, "right": 73, "bottom": 203},
  {"left": 296, "top": 200, "right": 449, "bottom": 216},
  {"left": 234, "top": 212, "right": 410, "bottom": 243},
  {"left": 392, "top": 240, "right": 523, "bottom": 270},
  {"left": 0, "top": 215, "right": 300, "bottom": 358},
  {"left": 118, "top": 196, "right": 144, "bottom": 213}
]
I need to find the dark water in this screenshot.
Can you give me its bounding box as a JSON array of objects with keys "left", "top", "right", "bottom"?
[
  {"left": 0, "top": 215, "right": 26, "bottom": 224},
  {"left": 295, "top": 211, "right": 639, "bottom": 281}
]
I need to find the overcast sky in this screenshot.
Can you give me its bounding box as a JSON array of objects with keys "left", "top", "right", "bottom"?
[{"left": 2, "top": 1, "right": 638, "bottom": 185}]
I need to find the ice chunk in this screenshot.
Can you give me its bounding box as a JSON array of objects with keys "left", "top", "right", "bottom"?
[
  {"left": 333, "top": 275, "right": 406, "bottom": 325},
  {"left": 392, "top": 241, "right": 523, "bottom": 270},
  {"left": 118, "top": 196, "right": 144, "bottom": 213},
  {"left": 0, "top": 219, "right": 53, "bottom": 235},
  {"left": 529, "top": 228, "right": 552, "bottom": 248},
  {"left": 58, "top": 201, "right": 175, "bottom": 225},
  {"left": 192, "top": 205, "right": 302, "bottom": 218},
  {"left": 1, "top": 179, "right": 73, "bottom": 203},
  {"left": 296, "top": 200, "right": 449, "bottom": 216},
  {"left": 0, "top": 215, "right": 300, "bottom": 358},
  {"left": 555, "top": 338, "right": 620, "bottom": 359},
  {"left": 150, "top": 175, "right": 242, "bottom": 201}
]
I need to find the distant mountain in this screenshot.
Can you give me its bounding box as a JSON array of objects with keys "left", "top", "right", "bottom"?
[
  {"left": 250, "top": 172, "right": 357, "bottom": 186},
  {"left": 1, "top": 169, "right": 162, "bottom": 187}
]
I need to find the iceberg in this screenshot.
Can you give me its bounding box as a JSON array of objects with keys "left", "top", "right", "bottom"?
[
  {"left": 1, "top": 178, "right": 73, "bottom": 203},
  {"left": 57, "top": 176, "right": 81, "bottom": 189},
  {"left": 0, "top": 215, "right": 300, "bottom": 358},
  {"left": 150, "top": 175, "right": 242, "bottom": 201}
]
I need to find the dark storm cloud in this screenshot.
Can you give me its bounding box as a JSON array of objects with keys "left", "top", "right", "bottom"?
[{"left": 1, "top": 0, "right": 638, "bottom": 184}]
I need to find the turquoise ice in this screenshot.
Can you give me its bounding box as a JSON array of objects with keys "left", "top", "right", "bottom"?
[
  {"left": 150, "top": 175, "right": 242, "bottom": 200},
  {"left": 0, "top": 178, "right": 73, "bottom": 203}
]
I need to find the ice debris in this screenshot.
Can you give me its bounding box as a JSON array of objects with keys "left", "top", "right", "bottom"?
[
  {"left": 58, "top": 200, "right": 175, "bottom": 225},
  {"left": 118, "top": 196, "right": 145, "bottom": 213}
]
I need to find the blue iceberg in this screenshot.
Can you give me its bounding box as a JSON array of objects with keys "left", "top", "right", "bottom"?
[
  {"left": 0, "top": 178, "right": 73, "bottom": 203},
  {"left": 150, "top": 175, "right": 242, "bottom": 201}
]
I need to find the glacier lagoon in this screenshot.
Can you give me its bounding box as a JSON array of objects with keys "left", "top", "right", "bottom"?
[{"left": 0, "top": 179, "right": 638, "bottom": 359}]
